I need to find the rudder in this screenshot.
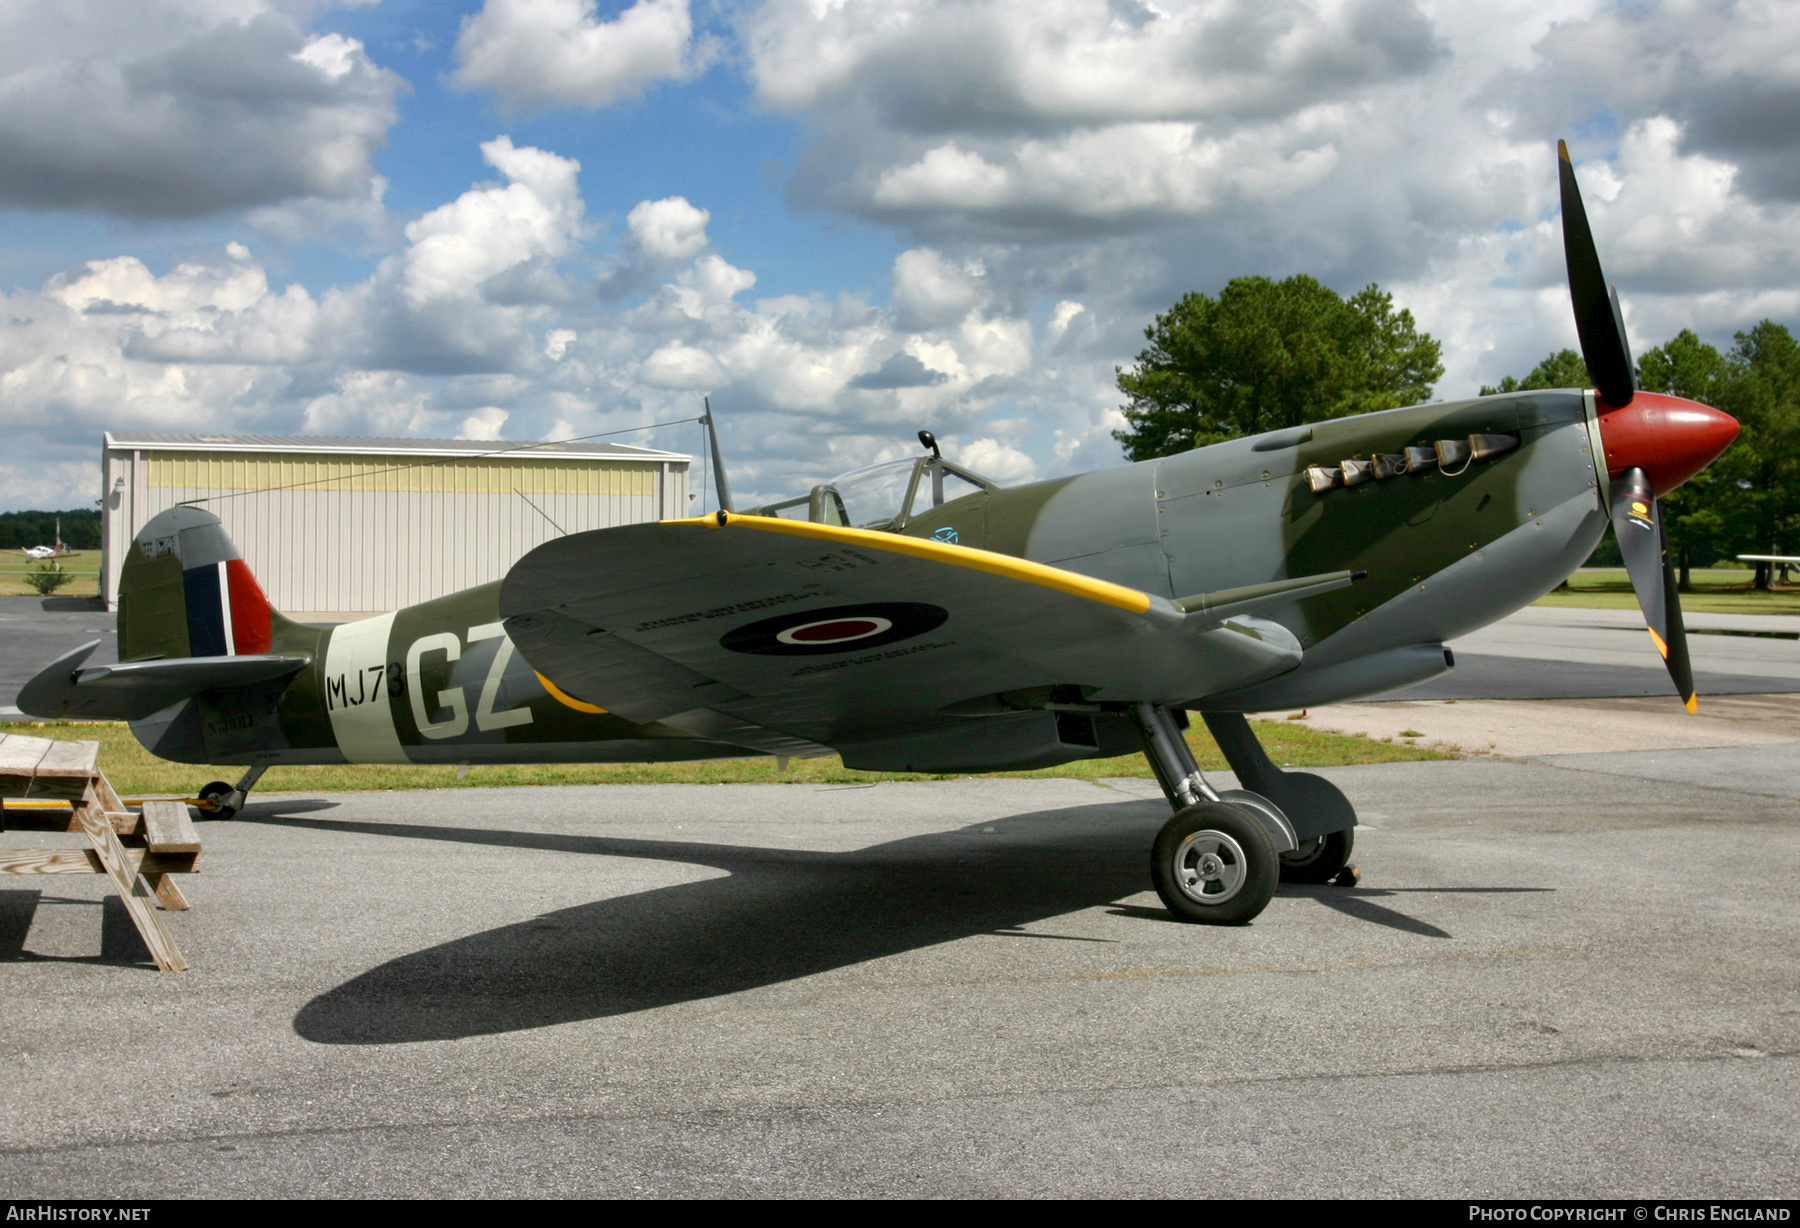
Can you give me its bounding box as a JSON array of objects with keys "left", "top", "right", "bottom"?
[{"left": 119, "top": 506, "right": 282, "bottom": 661}]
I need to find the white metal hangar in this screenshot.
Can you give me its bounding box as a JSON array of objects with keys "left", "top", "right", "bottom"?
[{"left": 100, "top": 432, "right": 691, "bottom": 621}]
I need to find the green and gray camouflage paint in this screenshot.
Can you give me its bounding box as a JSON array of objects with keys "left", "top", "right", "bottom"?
[{"left": 99, "top": 389, "right": 1603, "bottom": 774}]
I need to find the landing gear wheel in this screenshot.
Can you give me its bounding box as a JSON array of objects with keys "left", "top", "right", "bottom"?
[
  {"left": 1279, "top": 828, "right": 1354, "bottom": 884},
  {"left": 197, "top": 780, "right": 237, "bottom": 821},
  {"left": 1151, "top": 802, "right": 1279, "bottom": 925}
]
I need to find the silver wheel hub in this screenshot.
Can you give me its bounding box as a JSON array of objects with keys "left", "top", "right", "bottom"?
[{"left": 1173, "top": 830, "right": 1246, "bottom": 906}]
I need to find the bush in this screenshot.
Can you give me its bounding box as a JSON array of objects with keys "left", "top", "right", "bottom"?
[{"left": 25, "top": 563, "right": 71, "bottom": 595}]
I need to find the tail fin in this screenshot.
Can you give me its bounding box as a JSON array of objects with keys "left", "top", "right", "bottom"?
[
  {"left": 119, "top": 506, "right": 286, "bottom": 661},
  {"left": 19, "top": 506, "right": 307, "bottom": 724}
]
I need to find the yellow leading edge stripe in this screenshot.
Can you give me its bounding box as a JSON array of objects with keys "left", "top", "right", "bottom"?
[
  {"left": 663, "top": 511, "right": 1153, "bottom": 614},
  {"left": 536, "top": 671, "right": 607, "bottom": 714}
]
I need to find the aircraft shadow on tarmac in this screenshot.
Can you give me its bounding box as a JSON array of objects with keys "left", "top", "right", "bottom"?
[{"left": 247, "top": 799, "right": 1551, "bottom": 1046}]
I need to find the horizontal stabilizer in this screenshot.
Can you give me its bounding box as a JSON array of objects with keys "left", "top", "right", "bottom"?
[{"left": 17, "top": 640, "right": 310, "bottom": 721}]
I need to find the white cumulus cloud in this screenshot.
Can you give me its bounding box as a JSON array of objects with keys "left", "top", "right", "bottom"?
[
  {"left": 10, "top": 0, "right": 1800, "bottom": 519},
  {"left": 0, "top": 135, "right": 1104, "bottom": 510},
  {"left": 0, "top": 1, "right": 400, "bottom": 218},
  {"left": 401, "top": 136, "right": 587, "bottom": 307},
  {"left": 626, "top": 196, "right": 712, "bottom": 262},
  {"left": 459, "top": 407, "right": 512, "bottom": 440},
  {"left": 453, "top": 0, "right": 706, "bottom": 111}
]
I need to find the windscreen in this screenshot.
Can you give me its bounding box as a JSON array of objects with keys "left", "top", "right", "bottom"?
[
  {"left": 824, "top": 459, "right": 917, "bottom": 528},
  {"left": 928, "top": 466, "right": 985, "bottom": 508}
]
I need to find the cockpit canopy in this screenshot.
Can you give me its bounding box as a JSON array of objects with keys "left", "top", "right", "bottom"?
[{"left": 750, "top": 454, "right": 998, "bottom": 532}]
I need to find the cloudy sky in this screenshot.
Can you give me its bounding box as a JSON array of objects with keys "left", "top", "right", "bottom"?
[{"left": 2, "top": 0, "right": 1796, "bottom": 511}]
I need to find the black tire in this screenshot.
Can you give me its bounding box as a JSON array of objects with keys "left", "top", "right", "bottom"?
[
  {"left": 1151, "top": 802, "right": 1279, "bottom": 925},
  {"left": 1279, "top": 828, "right": 1355, "bottom": 884},
  {"left": 197, "top": 781, "right": 236, "bottom": 821}
]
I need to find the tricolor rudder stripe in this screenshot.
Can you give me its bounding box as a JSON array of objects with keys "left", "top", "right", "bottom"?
[
  {"left": 120, "top": 504, "right": 278, "bottom": 663},
  {"left": 226, "top": 558, "right": 274, "bottom": 653},
  {"left": 182, "top": 558, "right": 273, "bottom": 656}
]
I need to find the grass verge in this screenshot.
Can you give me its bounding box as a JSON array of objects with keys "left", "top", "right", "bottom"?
[
  {"left": 0, "top": 557, "right": 101, "bottom": 597},
  {"left": 6, "top": 719, "right": 1450, "bottom": 797}
]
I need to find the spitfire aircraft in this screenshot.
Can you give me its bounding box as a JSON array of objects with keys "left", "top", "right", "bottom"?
[{"left": 20, "top": 143, "right": 1741, "bottom": 925}]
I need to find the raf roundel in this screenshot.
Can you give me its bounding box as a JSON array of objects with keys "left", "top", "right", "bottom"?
[
  {"left": 721, "top": 603, "right": 949, "bottom": 656},
  {"left": 776, "top": 615, "right": 892, "bottom": 646}
]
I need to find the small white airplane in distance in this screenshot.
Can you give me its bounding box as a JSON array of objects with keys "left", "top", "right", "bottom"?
[{"left": 19, "top": 518, "right": 74, "bottom": 561}]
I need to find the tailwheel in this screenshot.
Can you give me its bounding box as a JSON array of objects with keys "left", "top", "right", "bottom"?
[
  {"left": 197, "top": 780, "right": 237, "bottom": 821},
  {"left": 1279, "top": 828, "right": 1355, "bottom": 884},
  {"left": 1151, "top": 801, "right": 1279, "bottom": 925}
]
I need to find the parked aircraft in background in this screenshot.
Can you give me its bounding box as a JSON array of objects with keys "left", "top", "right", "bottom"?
[
  {"left": 1736, "top": 554, "right": 1797, "bottom": 585},
  {"left": 20, "top": 143, "right": 1741, "bottom": 925},
  {"left": 18, "top": 519, "right": 77, "bottom": 561}
]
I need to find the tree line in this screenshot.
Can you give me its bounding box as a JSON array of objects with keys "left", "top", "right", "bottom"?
[
  {"left": 0, "top": 509, "right": 101, "bottom": 551},
  {"left": 1112, "top": 275, "right": 1798, "bottom": 589}
]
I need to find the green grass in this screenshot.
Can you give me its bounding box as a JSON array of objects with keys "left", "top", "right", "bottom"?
[
  {"left": 0, "top": 555, "right": 100, "bottom": 597},
  {"left": 1535, "top": 567, "right": 1799, "bottom": 615},
  {"left": 7, "top": 719, "right": 1450, "bottom": 798}
]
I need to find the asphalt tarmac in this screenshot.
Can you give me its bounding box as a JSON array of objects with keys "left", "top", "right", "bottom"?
[
  {"left": 2, "top": 761, "right": 1797, "bottom": 1198},
  {"left": 2, "top": 595, "right": 1795, "bottom": 1197},
  {"left": 0, "top": 596, "right": 114, "bottom": 715},
  {"left": 1388, "top": 607, "right": 1800, "bottom": 700}
]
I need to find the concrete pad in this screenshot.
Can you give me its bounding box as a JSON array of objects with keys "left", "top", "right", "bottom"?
[
  {"left": 1274, "top": 692, "right": 1800, "bottom": 758},
  {"left": 1535, "top": 741, "right": 1800, "bottom": 802},
  {"left": 1, "top": 765, "right": 1796, "bottom": 1197}
]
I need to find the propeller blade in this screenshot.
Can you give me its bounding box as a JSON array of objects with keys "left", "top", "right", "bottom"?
[
  {"left": 1608, "top": 466, "right": 1697, "bottom": 711},
  {"left": 1657, "top": 519, "right": 1696, "bottom": 713},
  {"left": 1558, "top": 139, "right": 1637, "bottom": 407}
]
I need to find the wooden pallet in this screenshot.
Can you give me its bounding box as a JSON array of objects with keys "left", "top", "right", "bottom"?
[{"left": 0, "top": 733, "right": 198, "bottom": 971}]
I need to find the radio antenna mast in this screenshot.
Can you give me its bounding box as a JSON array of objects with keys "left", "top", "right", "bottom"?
[{"left": 702, "top": 397, "right": 734, "bottom": 513}]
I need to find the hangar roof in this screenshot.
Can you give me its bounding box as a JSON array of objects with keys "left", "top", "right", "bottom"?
[{"left": 103, "top": 431, "right": 689, "bottom": 463}]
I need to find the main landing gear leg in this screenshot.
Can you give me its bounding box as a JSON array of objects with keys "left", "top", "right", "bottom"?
[
  {"left": 197, "top": 764, "right": 267, "bottom": 821},
  {"left": 1129, "top": 702, "right": 1284, "bottom": 925},
  {"left": 1200, "top": 712, "right": 1360, "bottom": 886},
  {"left": 1129, "top": 702, "right": 1216, "bottom": 808}
]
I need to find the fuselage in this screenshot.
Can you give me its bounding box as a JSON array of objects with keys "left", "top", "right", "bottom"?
[{"left": 131, "top": 388, "right": 1614, "bottom": 767}]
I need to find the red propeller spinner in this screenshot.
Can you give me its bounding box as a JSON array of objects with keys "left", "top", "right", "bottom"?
[{"left": 1595, "top": 392, "right": 1740, "bottom": 496}]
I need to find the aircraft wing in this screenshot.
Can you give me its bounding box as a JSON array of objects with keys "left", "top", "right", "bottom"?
[{"left": 498, "top": 512, "right": 1305, "bottom": 754}]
